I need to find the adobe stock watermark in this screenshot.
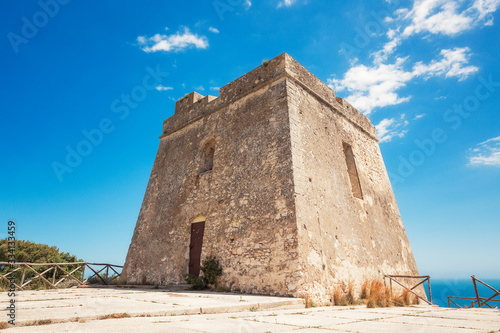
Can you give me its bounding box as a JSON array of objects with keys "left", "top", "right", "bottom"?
[
  {"left": 51, "top": 65, "right": 168, "bottom": 182},
  {"left": 388, "top": 74, "right": 500, "bottom": 185},
  {"left": 213, "top": 0, "right": 248, "bottom": 21},
  {"left": 7, "top": 0, "right": 71, "bottom": 54},
  {"left": 6, "top": 220, "right": 17, "bottom": 325},
  {"left": 340, "top": 0, "right": 402, "bottom": 61}
]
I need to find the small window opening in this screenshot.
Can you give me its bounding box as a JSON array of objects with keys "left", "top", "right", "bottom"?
[
  {"left": 342, "top": 142, "right": 363, "bottom": 199},
  {"left": 200, "top": 139, "right": 215, "bottom": 173}
]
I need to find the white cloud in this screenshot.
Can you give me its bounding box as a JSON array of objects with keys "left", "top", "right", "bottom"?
[
  {"left": 472, "top": 0, "right": 500, "bottom": 23},
  {"left": 372, "top": 0, "right": 500, "bottom": 60},
  {"left": 375, "top": 115, "right": 410, "bottom": 142},
  {"left": 244, "top": 0, "right": 252, "bottom": 9},
  {"left": 401, "top": 0, "right": 474, "bottom": 37},
  {"left": 208, "top": 27, "right": 220, "bottom": 34},
  {"left": 412, "top": 47, "right": 478, "bottom": 80},
  {"left": 194, "top": 86, "right": 205, "bottom": 91},
  {"left": 373, "top": 35, "right": 402, "bottom": 64},
  {"left": 210, "top": 87, "right": 220, "bottom": 92},
  {"left": 278, "top": 0, "right": 296, "bottom": 8},
  {"left": 328, "top": 58, "right": 412, "bottom": 114},
  {"left": 329, "top": 48, "right": 477, "bottom": 114},
  {"left": 395, "top": 0, "right": 500, "bottom": 38},
  {"left": 468, "top": 136, "right": 500, "bottom": 166},
  {"left": 155, "top": 85, "right": 173, "bottom": 91},
  {"left": 137, "top": 27, "right": 208, "bottom": 53}
]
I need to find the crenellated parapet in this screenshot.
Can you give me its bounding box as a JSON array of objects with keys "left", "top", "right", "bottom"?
[{"left": 162, "top": 53, "right": 377, "bottom": 140}]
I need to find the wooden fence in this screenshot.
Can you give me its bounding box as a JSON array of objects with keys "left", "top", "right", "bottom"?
[
  {"left": 447, "top": 276, "right": 500, "bottom": 308},
  {"left": 0, "top": 262, "right": 122, "bottom": 290},
  {"left": 384, "top": 274, "right": 432, "bottom": 305}
]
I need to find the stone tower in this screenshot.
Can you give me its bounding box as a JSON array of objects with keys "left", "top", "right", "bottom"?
[{"left": 120, "top": 53, "right": 422, "bottom": 302}]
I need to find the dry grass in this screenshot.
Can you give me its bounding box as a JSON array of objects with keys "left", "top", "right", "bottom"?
[
  {"left": 332, "top": 282, "right": 357, "bottom": 306},
  {"left": 307, "top": 279, "right": 422, "bottom": 309},
  {"left": 365, "top": 280, "right": 391, "bottom": 308},
  {"left": 392, "top": 289, "right": 420, "bottom": 306},
  {"left": 361, "top": 279, "right": 420, "bottom": 308},
  {"left": 0, "top": 322, "right": 9, "bottom": 329},
  {"left": 303, "top": 295, "right": 316, "bottom": 308},
  {"left": 24, "top": 319, "right": 53, "bottom": 326},
  {"left": 98, "top": 313, "right": 131, "bottom": 320}
]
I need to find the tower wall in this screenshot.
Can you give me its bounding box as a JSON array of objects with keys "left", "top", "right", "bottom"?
[
  {"left": 285, "top": 72, "right": 422, "bottom": 303},
  {"left": 121, "top": 72, "right": 301, "bottom": 295},
  {"left": 121, "top": 53, "right": 424, "bottom": 302}
]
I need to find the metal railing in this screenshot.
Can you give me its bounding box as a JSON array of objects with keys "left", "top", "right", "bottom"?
[
  {"left": 0, "top": 262, "right": 122, "bottom": 290},
  {"left": 384, "top": 274, "right": 432, "bottom": 305}
]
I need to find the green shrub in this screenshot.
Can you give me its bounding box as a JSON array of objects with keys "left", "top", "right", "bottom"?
[
  {"left": 0, "top": 239, "right": 82, "bottom": 290},
  {"left": 183, "top": 255, "right": 223, "bottom": 290}
]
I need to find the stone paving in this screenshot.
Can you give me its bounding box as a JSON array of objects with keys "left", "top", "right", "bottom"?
[{"left": 1, "top": 288, "right": 499, "bottom": 332}]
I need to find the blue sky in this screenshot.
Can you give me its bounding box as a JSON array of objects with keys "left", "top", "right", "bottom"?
[{"left": 1, "top": 0, "right": 499, "bottom": 279}]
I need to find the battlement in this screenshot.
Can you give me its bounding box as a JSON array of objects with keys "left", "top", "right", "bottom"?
[{"left": 163, "top": 53, "right": 377, "bottom": 139}]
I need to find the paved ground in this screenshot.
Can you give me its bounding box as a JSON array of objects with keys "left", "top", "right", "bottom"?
[{"left": 1, "top": 288, "right": 499, "bottom": 332}]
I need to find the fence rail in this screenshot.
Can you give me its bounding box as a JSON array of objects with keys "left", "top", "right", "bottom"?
[
  {"left": 0, "top": 262, "right": 123, "bottom": 290},
  {"left": 447, "top": 276, "right": 500, "bottom": 309},
  {"left": 384, "top": 274, "right": 432, "bottom": 305}
]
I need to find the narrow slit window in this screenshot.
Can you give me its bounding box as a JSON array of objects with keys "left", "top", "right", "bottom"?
[
  {"left": 342, "top": 143, "right": 363, "bottom": 199},
  {"left": 200, "top": 139, "right": 215, "bottom": 173}
]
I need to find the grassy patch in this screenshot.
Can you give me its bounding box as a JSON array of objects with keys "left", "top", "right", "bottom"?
[{"left": 98, "top": 313, "right": 131, "bottom": 320}]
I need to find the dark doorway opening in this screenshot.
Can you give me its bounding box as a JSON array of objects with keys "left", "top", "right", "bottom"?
[{"left": 189, "top": 221, "right": 205, "bottom": 277}]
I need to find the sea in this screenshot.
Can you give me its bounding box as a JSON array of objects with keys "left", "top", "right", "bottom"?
[{"left": 425, "top": 278, "right": 500, "bottom": 308}]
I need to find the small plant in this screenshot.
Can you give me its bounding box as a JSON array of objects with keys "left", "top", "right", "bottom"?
[
  {"left": 360, "top": 280, "right": 369, "bottom": 299},
  {"left": 0, "top": 322, "right": 8, "bottom": 329},
  {"left": 201, "top": 256, "right": 223, "bottom": 287},
  {"left": 307, "top": 298, "right": 316, "bottom": 308},
  {"left": 179, "top": 93, "right": 189, "bottom": 102},
  {"left": 183, "top": 255, "right": 223, "bottom": 290},
  {"left": 183, "top": 273, "right": 206, "bottom": 290},
  {"left": 346, "top": 281, "right": 355, "bottom": 305},
  {"left": 332, "top": 287, "right": 344, "bottom": 306},
  {"left": 332, "top": 284, "right": 356, "bottom": 306},
  {"left": 262, "top": 60, "right": 269, "bottom": 67}
]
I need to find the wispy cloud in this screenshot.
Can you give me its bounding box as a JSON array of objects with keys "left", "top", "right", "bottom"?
[
  {"left": 210, "top": 86, "right": 220, "bottom": 92},
  {"left": 244, "top": 0, "right": 252, "bottom": 9},
  {"left": 194, "top": 85, "right": 205, "bottom": 91},
  {"left": 468, "top": 136, "right": 500, "bottom": 166},
  {"left": 137, "top": 27, "right": 208, "bottom": 53},
  {"left": 278, "top": 0, "right": 296, "bottom": 8},
  {"left": 375, "top": 115, "right": 410, "bottom": 142},
  {"left": 329, "top": 48, "right": 478, "bottom": 115},
  {"left": 413, "top": 47, "right": 478, "bottom": 80},
  {"left": 208, "top": 27, "right": 220, "bottom": 34},
  {"left": 155, "top": 85, "right": 173, "bottom": 91}
]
